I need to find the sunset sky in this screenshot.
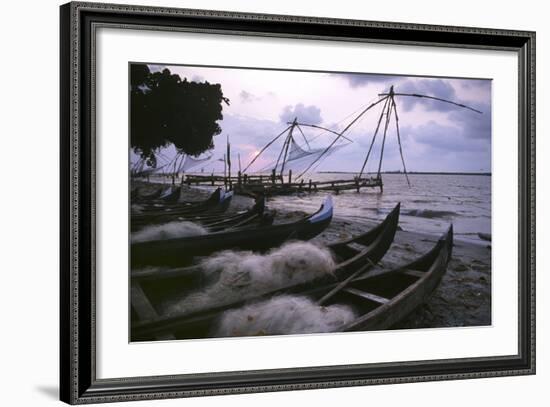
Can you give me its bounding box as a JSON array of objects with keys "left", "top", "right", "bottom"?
[{"left": 136, "top": 63, "right": 492, "bottom": 174}]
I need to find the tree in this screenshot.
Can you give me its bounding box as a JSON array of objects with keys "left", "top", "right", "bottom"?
[{"left": 130, "top": 64, "right": 229, "bottom": 167}]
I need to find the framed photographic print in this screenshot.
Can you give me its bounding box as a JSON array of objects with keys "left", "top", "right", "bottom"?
[{"left": 60, "top": 1, "right": 535, "bottom": 404}]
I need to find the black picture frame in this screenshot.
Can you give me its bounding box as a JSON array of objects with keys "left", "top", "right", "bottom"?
[{"left": 60, "top": 2, "right": 536, "bottom": 404}]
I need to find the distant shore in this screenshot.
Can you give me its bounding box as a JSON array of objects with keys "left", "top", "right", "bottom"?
[{"left": 318, "top": 171, "right": 492, "bottom": 176}]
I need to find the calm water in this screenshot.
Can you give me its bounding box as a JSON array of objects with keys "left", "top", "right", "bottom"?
[{"left": 268, "top": 173, "right": 491, "bottom": 244}]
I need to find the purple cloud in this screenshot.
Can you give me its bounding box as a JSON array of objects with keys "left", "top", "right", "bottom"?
[
  {"left": 391, "top": 79, "right": 459, "bottom": 113},
  {"left": 403, "top": 121, "right": 490, "bottom": 153},
  {"left": 336, "top": 73, "right": 403, "bottom": 88},
  {"left": 239, "top": 90, "right": 261, "bottom": 103},
  {"left": 448, "top": 103, "right": 491, "bottom": 140},
  {"left": 280, "top": 103, "right": 323, "bottom": 125}
]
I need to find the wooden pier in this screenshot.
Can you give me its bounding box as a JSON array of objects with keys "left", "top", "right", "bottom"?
[{"left": 184, "top": 169, "right": 383, "bottom": 196}]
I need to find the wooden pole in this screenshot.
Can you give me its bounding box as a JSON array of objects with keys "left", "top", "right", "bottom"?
[
  {"left": 280, "top": 119, "right": 296, "bottom": 179},
  {"left": 377, "top": 96, "right": 394, "bottom": 179},
  {"left": 358, "top": 95, "right": 391, "bottom": 179},
  {"left": 227, "top": 135, "right": 231, "bottom": 180},
  {"left": 391, "top": 98, "right": 411, "bottom": 187},
  {"left": 274, "top": 133, "right": 289, "bottom": 174},
  {"left": 297, "top": 96, "right": 390, "bottom": 179},
  {"left": 295, "top": 123, "right": 311, "bottom": 149},
  {"left": 243, "top": 125, "right": 291, "bottom": 172},
  {"left": 223, "top": 154, "right": 227, "bottom": 189}
]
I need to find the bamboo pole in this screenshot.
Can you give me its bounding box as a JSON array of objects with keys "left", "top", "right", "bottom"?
[
  {"left": 280, "top": 131, "right": 293, "bottom": 179},
  {"left": 358, "top": 96, "right": 391, "bottom": 179},
  {"left": 295, "top": 122, "right": 311, "bottom": 149},
  {"left": 273, "top": 134, "right": 289, "bottom": 174},
  {"left": 297, "top": 96, "right": 389, "bottom": 179},
  {"left": 243, "top": 125, "right": 291, "bottom": 173},
  {"left": 376, "top": 95, "right": 394, "bottom": 178},
  {"left": 391, "top": 97, "right": 411, "bottom": 187},
  {"left": 379, "top": 92, "right": 483, "bottom": 114},
  {"left": 223, "top": 154, "right": 227, "bottom": 189},
  {"left": 293, "top": 122, "right": 354, "bottom": 143},
  {"left": 227, "top": 135, "right": 232, "bottom": 189}
]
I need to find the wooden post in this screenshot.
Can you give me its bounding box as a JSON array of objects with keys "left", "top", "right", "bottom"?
[
  {"left": 244, "top": 174, "right": 248, "bottom": 185},
  {"left": 377, "top": 88, "right": 394, "bottom": 180},
  {"left": 237, "top": 171, "right": 242, "bottom": 187},
  {"left": 271, "top": 169, "right": 276, "bottom": 184},
  {"left": 227, "top": 136, "right": 232, "bottom": 183},
  {"left": 223, "top": 154, "right": 227, "bottom": 189},
  {"left": 288, "top": 169, "right": 292, "bottom": 185},
  {"left": 309, "top": 179, "right": 312, "bottom": 191}
]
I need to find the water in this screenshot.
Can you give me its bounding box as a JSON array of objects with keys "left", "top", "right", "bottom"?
[
  {"left": 268, "top": 173, "right": 491, "bottom": 244},
  {"left": 143, "top": 172, "right": 491, "bottom": 244}
]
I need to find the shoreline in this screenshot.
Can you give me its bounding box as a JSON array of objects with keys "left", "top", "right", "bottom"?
[{"left": 133, "top": 182, "right": 491, "bottom": 329}]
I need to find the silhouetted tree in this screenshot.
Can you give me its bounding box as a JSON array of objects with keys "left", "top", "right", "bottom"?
[{"left": 130, "top": 64, "right": 229, "bottom": 167}]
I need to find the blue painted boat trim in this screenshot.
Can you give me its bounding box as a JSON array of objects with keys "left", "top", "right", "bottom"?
[{"left": 308, "top": 195, "right": 333, "bottom": 224}]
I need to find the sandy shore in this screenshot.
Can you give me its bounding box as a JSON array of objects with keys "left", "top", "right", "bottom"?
[{"left": 133, "top": 182, "right": 491, "bottom": 329}]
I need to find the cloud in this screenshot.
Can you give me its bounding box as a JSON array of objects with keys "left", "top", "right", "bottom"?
[
  {"left": 359, "top": 120, "right": 490, "bottom": 173},
  {"left": 279, "top": 103, "right": 323, "bottom": 125},
  {"left": 392, "top": 79, "right": 459, "bottom": 113},
  {"left": 336, "top": 73, "right": 403, "bottom": 88},
  {"left": 239, "top": 90, "right": 261, "bottom": 103},
  {"left": 460, "top": 79, "right": 492, "bottom": 92},
  {"left": 402, "top": 121, "right": 490, "bottom": 153},
  {"left": 191, "top": 75, "right": 205, "bottom": 82},
  {"left": 447, "top": 102, "right": 491, "bottom": 140}
]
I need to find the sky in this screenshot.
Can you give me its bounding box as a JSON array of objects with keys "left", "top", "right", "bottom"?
[{"left": 139, "top": 63, "right": 492, "bottom": 175}]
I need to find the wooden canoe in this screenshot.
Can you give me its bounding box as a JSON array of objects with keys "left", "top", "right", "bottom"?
[
  {"left": 131, "top": 195, "right": 267, "bottom": 233},
  {"left": 131, "top": 203, "right": 401, "bottom": 340},
  {"left": 311, "top": 225, "right": 453, "bottom": 332},
  {"left": 132, "top": 187, "right": 222, "bottom": 214},
  {"left": 131, "top": 189, "right": 233, "bottom": 229},
  {"left": 131, "top": 195, "right": 335, "bottom": 268}
]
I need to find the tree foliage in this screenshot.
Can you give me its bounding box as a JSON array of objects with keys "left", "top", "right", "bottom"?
[{"left": 130, "top": 64, "right": 229, "bottom": 167}]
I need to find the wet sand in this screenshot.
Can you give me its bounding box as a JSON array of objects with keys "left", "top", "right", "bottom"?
[{"left": 133, "top": 182, "right": 491, "bottom": 329}]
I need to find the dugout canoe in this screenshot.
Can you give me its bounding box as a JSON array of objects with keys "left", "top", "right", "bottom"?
[
  {"left": 131, "top": 189, "right": 232, "bottom": 228},
  {"left": 131, "top": 203, "right": 401, "bottom": 340},
  {"left": 309, "top": 225, "right": 453, "bottom": 332},
  {"left": 131, "top": 195, "right": 335, "bottom": 268},
  {"left": 132, "top": 187, "right": 222, "bottom": 214}
]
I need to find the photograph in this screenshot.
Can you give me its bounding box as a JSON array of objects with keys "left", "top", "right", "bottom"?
[{"left": 129, "top": 62, "right": 492, "bottom": 342}]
